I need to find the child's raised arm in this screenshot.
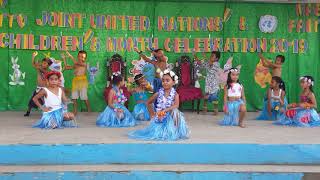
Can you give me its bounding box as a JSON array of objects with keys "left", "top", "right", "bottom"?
[
  {"left": 66, "top": 51, "right": 77, "bottom": 64},
  {"left": 31, "top": 51, "right": 40, "bottom": 69},
  {"left": 32, "top": 89, "right": 50, "bottom": 112},
  {"left": 134, "top": 47, "right": 156, "bottom": 65},
  {"left": 147, "top": 93, "right": 158, "bottom": 116}
]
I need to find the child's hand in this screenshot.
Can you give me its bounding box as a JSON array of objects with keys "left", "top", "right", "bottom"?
[
  {"left": 267, "top": 104, "right": 272, "bottom": 116},
  {"left": 42, "top": 107, "right": 51, "bottom": 112},
  {"left": 32, "top": 51, "right": 38, "bottom": 57},
  {"left": 223, "top": 104, "right": 228, "bottom": 114},
  {"left": 133, "top": 47, "right": 140, "bottom": 53}
]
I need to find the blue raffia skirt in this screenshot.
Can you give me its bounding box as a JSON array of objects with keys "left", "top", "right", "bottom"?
[
  {"left": 33, "top": 108, "right": 76, "bottom": 129},
  {"left": 132, "top": 103, "right": 150, "bottom": 121},
  {"left": 256, "top": 98, "right": 288, "bottom": 121},
  {"left": 219, "top": 99, "right": 244, "bottom": 126},
  {"left": 96, "top": 104, "right": 136, "bottom": 127},
  {"left": 129, "top": 109, "right": 189, "bottom": 141},
  {"left": 274, "top": 108, "right": 320, "bottom": 127}
]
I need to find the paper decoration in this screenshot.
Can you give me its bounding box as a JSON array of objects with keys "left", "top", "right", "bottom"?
[
  {"left": 84, "top": 29, "right": 94, "bottom": 44},
  {"left": 239, "top": 16, "right": 248, "bottom": 31},
  {"left": 259, "top": 15, "right": 278, "bottom": 33},
  {"left": 9, "top": 56, "right": 25, "bottom": 86},
  {"left": 0, "top": 0, "right": 7, "bottom": 8},
  {"left": 87, "top": 62, "right": 99, "bottom": 84},
  {"left": 223, "top": 8, "right": 232, "bottom": 22},
  {"left": 254, "top": 58, "right": 272, "bottom": 88}
]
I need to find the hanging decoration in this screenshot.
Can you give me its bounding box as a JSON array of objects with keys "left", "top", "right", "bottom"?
[
  {"left": 254, "top": 58, "right": 272, "bottom": 88},
  {"left": 259, "top": 15, "right": 278, "bottom": 33},
  {"left": 87, "top": 62, "right": 99, "bottom": 84},
  {"left": 9, "top": 56, "right": 25, "bottom": 86}
]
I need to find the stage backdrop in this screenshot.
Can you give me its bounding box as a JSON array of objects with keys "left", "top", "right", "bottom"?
[{"left": 0, "top": 0, "right": 319, "bottom": 112}]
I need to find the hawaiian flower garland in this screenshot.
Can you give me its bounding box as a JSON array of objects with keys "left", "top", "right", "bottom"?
[{"left": 154, "top": 87, "right": 176, "bottom": 122}]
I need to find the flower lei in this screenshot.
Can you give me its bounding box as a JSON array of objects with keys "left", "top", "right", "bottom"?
[
  {"left": 112, "top": 86, "right": 127, "bottom": 110},
  {"left": 154, "top": 87, "right": 176, "bottom": 122}
]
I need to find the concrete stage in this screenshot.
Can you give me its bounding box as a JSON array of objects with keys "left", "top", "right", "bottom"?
[{"left": 1, "top": 112, "right": 320, "bottom": 180}]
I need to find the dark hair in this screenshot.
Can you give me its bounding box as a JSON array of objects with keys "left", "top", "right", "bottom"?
[
  {"left": 153, "top": 49, "right": 163, "bottom": 53},
  {"left": 78, "top": 50, "right": 87, "bottom": 56},
  {"left": 42, "top": 58, "right": 53, "bottom": 66},
  {"left": 45, "top": 71, "right": 61, "bottom": 80},
  {"left": 226, "top": 68, "right": 240, "bottom": 89},
  {"left": 301, "top": 75, "right": 314, "bottom": 92},
  {"left": 134, "top": 74, "right": 144, "bottom": 85},
  {"left": 211, "top": 51, "right": 221, "bottom": 60},
  {"left": 276, "top": 55, "right": 285, "bottom": 63},
  {"left": 111, "top": 75, "right": 123, "bottom": 85},
  {"left": 272, "top": 76, "right": 286, "bottom": 91}
]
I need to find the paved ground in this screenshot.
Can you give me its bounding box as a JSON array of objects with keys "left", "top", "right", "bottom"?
[{"left": 0, "top": 111, "right": 320, "bottom": 144}]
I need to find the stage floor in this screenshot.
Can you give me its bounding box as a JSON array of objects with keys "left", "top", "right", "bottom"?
[{"left": 1, "top": 111, "right": 320, "bottom": 145}]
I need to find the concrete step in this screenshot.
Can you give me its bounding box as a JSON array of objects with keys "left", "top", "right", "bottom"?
[{"left": 0, "top": 165, "right": 320, "bottom": 180}]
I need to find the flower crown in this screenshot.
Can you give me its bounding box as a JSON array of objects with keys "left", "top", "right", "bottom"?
[
  {"left": 229, "top": 68, "right": 239, "bottom": 73},
  {"left": 300, "top": 76, "right": 314, "bottom": 86},
  {"left": 111, "top": 71, "right": 121, "bottom": 80},
  {"left": 159, "top": 69, "right": 179, "bottom": 85}
]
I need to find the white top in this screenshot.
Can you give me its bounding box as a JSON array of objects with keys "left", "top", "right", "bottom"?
[
  {"left": 43, "top": 87, "right": 62, "bottom": 111},
  {"left": 271, "top": 89, "right": 282, "bottom": 101},
  {"left": 227, "top": 83, "right": 242, "bottom": 97}
]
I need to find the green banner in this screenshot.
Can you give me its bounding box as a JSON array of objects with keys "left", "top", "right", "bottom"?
[{"left": 0, "top": 0, "right": 319, "bottom": 112}]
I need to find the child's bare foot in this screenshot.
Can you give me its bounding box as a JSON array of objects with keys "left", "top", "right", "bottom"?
[{"left": 239, "top": 123, "right": 245, "bottom": 128}]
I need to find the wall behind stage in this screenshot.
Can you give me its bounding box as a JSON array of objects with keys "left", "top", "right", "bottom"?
[{"left": 0, "top": 0, "right": 319, "bottom": 112}]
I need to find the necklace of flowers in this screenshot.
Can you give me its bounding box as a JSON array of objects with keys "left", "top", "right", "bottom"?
[
  {"left": 154, "top": 88, "right": 176, "bottom": 122},
  {"left": 113, "top": 86, "right": 127, "bottom": 105}
]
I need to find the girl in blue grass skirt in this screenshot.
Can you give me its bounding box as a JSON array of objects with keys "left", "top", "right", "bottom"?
[
  {"left": 32, "top": 71, "right": 76, "bottom": 129},
  {"left": 96, "top": 72, "right": 136, "bottom": 127},
  {"left": 129, "top": 69, "right": 189, "bottom": 141},
  {"left": 257, "top": 76, "right": 288, "bottom": 120},
  {"left": 219, "top": 68, "right": 246, "bottom": 128},
  {"left": 130, "top": 74, "right": 153, "bottom": 121},
  {"left": 274, "top": 76, "right": 320, "bottom": 127}
]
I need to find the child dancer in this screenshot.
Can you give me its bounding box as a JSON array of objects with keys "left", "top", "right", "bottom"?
[
  {"left": 32, "top": 71, "right": 75, "bottom": 129},
  {"left": 219, "top": 68, "right": 246, "bottom": 128},
  {"left": 257, "top": 76, "right": 287, "bottom": 120},
  {"left": 96, "top": 72, "right": 136, "bottom": 127},
  {"left": 131, "top": 74, "right": 152, "bottom": 121},
  {"left": 194, "top": 51, "right": 221, "bottom": 115},
  {"left": 129, "top": 69, "right": 189, "bottom": 141},
  {"left": 64, "top": 51, "right": 91, "bottom": 115},
  {"left": 24, "top": 51, "right": 53, "bottom": 117},
  {"left": 258, "top": 53, "right": 285, "bottom": 77},
  {"left": 274, "top": 76, "right": 320, "bottom": 127}
]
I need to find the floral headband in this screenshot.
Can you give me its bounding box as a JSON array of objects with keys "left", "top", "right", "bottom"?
[
  {"left": 111, "top": 71, "right": 121, "bottom": 80},
  {"left": 159, "top": 69, "right": 179, "bottom": 85},
  {"left": 229, "top": 68, "right": 239, "bottom": 73},
  {"left": 300, "top": 76, "right": 314, "bottom": 86}
]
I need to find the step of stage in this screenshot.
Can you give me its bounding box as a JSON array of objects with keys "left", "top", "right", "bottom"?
[{"left": 0, "top": 165, "right": 319, "bottom": 180}]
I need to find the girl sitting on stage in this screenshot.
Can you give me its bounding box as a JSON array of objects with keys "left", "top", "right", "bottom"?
[
  {"left": 129, "top": 69, "right": 189, "bottom": 141},
  {"left": 32, "top": 71, "right": 75, "bottom": 129},
  {"left": 96, "top": 72, "right": 136, "bottom": 127},
  {"left": 257, "top": 76, "right": 287, "bottom": 120},
  {"left": 274, "top": 76, "right": 320, "bottom": 127},
  {"left": 219, "top": 68, "right": 246, "bottom": 128},
  {"left": 131, "top": 74, "right": 153, "bottom": 121}
]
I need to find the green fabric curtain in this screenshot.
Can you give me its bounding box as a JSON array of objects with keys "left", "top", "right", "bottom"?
[{"left": 0, "top": 0, "right": 319, "bottom": 112}]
